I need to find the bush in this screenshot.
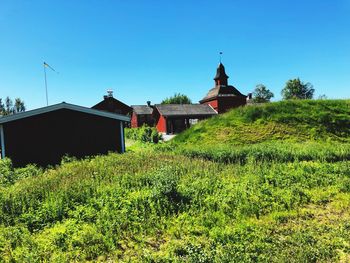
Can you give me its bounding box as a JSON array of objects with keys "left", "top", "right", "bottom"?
[
  {"left": 125, "top": 125, "right": 162, "bottom": 143},
  {"left": 0, "top": 158, "right": 41, "bottom": 186}
]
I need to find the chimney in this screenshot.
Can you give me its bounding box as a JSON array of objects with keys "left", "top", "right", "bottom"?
[
  {"left": 147, "top": 101, "right": 151, "bottom": 107},
  {"left": 107, "top": 90, "right": 113, "bottom": 98}
]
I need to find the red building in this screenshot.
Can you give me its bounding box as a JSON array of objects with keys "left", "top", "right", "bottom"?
[
  {"left": 129, "top": 62, "right": 247, "bottom": 133},
  {"left": 92, "top": 91, "right": 132, "bottom": 116},
  {"left": 200, "top": 63, "right": 247, "bottom": 113},
  {"left": 130, "top": 103, "right": 154, "bottom": 128},
  {"left": 153, "top": 104, "right": 217, "bottom": 134}
]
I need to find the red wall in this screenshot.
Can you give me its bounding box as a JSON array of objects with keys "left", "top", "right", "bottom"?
[
  {"left": 201, "top": 97, "right": 246, "bottom": 114},
  {"left": 204, "top": 100, "right": 218, "bottom": 112},
  {"left": 131, "top": 112, "right": 138, "bottom": 128},
  {"left": 156, "top": 115, "right": 167, "bottom": 133},
  {"left": 218, "top": 97, "right": 246, "bottom": 113}
]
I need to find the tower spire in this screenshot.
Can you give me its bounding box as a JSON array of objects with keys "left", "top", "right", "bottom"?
[{"left": 214, "top": 62, "right": 229, "bottom": 86}]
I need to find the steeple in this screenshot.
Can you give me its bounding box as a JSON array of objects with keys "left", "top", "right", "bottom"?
[{"left": 214, "top": 63, "right": 229, "bottom": 86}]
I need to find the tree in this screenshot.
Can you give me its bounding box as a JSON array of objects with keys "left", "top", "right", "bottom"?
[
  {"left": 0, "top": 99, "right": 4, "bottom": 115},
  {"left": 281, "top": 78, "right": 315, "bottom": 100},
  {"left": 0, "top": 97, "right": 26, "bottom": 116},
  {"left": 252, "top": 84, "right": 274, "bottom": 103},
  {"left": 5, "top": 97, "right": 13, "bottom": 115},
  {"left": 14, "top": 98, "right": 26, "bottom": 113},
  {"left": 161, "top": 93, "right": 192, "bottom": 104}
]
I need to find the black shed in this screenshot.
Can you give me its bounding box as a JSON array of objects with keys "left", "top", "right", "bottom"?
[{"left": 0, "top": 102, "right": 130, "bottom": 167}]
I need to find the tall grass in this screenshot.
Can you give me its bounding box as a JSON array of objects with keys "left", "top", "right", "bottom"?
[
  {"left": 165, "top": 142, "right": 350, "bottom": 164},
  {"left": 1, "top": 149, "right": 350, "bottom": 261}
]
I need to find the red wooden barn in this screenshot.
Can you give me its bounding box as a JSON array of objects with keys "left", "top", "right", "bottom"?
[
  {"left": 200, "top": 63, "right": 247, "bottom": 113},
  {"left": 153, "top": 104, "right": 217, "bottom": 134},
  {"left": 0, "top": 102, "right": 130, "bottom": 167}
]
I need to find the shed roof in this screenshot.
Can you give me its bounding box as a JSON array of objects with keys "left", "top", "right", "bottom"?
[
  {"left": 0, "top": 102, "right": 130, "bottom": 124},
  {"left": 155, "top": 104, "right": 217, "bottom": 117},
  {"left": 92, "top": 97, "right": 132, "bottom": 114},
  {"left": 131, "top": 105, "right": 153, "bottom": 115}
]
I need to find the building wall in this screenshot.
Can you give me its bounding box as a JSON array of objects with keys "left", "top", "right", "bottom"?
[
  {"left": 3, "top": 109, "right": 123, "bottom": 167},
  {"left": 131, "top": 112, "right": 138, "bottom": 128},
  {"left": 152, "top": 108, "right": 167, "bottom": 133},
  {"left": 201, "top": 96, "right": 246, "bottom": 114},
  {"left": 131, "top": 112, "right": 155, "bottom": 128},
  {"left": 202, "top": 100, "right": 218, "bottom": 112},
  {"left": 218, "top": 96, "right": 246, "bottom": 113},
  {"left": 156, "top": 115, "right": 167, "bottom": 133}
]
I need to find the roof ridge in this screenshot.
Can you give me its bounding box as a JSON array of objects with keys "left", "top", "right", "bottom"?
[{"left": 0, "top": 102, "right": 130, "bottom": 124}]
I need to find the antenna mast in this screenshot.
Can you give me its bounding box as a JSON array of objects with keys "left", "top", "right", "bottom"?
[
  {"left": 43, "top": 62, "right": 58, "bottom": 106},
  {"left": 43, "top": 63, "right": 49, "bottom": 106}
]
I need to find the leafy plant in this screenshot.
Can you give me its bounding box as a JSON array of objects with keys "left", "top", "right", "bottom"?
[{"left": 125, "top": 125, "right": 162, "bottom": 143}]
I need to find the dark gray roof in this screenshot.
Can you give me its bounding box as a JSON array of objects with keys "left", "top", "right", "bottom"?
[
  {"left": 0, "top": 102, "right": 131, "bottom": 124},
  {"left": 200, "top": 85, "right": 246, "bottom": 102},
  {"left": 155, "top": 104, "right": 217, "bottom": 117},
  {"left": 131, "top": 105, "right": 153, "bottom": 115}
]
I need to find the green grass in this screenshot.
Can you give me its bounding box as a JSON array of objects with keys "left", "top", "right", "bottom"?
[
  {"left": 1, "top": 99, "right": 350, "bottom": 262},
  {"left": 165, "top": 141, "right": 350, "bottom": 164},
  {"left": 173, "top": 99, "right": 350, "bottom": 145},
  {"left": 1, "top": 152, "right": 350, "bottom": 262}
]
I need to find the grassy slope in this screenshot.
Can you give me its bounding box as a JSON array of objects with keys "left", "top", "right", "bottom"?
[
  {"left": 1, "top": 99, "right": 350, "bottom": 262},
  {"left": 173, "top": 99, "right": 350, "bottom": 145}
]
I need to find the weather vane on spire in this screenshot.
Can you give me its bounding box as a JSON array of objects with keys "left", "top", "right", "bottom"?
[{"left": 219, "top": 52, "right": 223, "bottom": 63}]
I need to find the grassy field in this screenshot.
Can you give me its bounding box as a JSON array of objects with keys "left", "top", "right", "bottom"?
[{"left": 1, "top": 99, "right": 350, "bottom": 262}]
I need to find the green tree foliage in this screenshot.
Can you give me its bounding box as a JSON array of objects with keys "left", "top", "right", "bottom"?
[
  {"left": 0, "top": 97, "right": 26, "bottom": 116},
  {"left": 252, "top": 84, "right": 274, "bottom": 103},
  {"left": 161, "top": 93, "right": 192, "bottom": 104},
  {"left": 281, "top": 78, "right": 315, "bottom": 100}
]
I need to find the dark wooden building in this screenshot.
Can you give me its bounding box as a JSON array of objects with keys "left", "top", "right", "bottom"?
[
  {"left": 153, "top": 104, "right": 217, "bottom": 134},
  {"left": 0, "top": 102, "right": 130, "bottom": 167},
  {"left": 200, "top": 63, "right": 247, "bottom": 113},
  {"left": 92, "top": 92, "right": 132, "bottom": 116},
  {"left": 130, "top": 104, "right": 154, "bottom": 128}
]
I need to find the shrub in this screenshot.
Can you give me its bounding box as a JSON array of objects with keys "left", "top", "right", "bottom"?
[
  {"left": 0, "top": 158, "right": 41, "bottom": 186},
  {"left": 125, "top": 125, "right": 162, "bottom": 143}
]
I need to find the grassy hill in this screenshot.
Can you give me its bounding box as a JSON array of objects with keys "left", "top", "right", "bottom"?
[
  {"left": 173, "top": 99, "right": 350, "bottom": 145},
  {"left": 1, "top": 99, "right": 350, "bottom": 262}
]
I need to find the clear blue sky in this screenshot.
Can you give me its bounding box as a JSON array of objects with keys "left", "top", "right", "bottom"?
[{"left": 1, "top": 0, "right": 349, "bottom": 109}]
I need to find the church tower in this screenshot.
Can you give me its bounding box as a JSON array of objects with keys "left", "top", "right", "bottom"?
[
  {"left": 199, "top": 63, "right": 247, "bottom": 113},
  {"left": 214, "top": 63, "right": 229, "bottom": 86}
]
